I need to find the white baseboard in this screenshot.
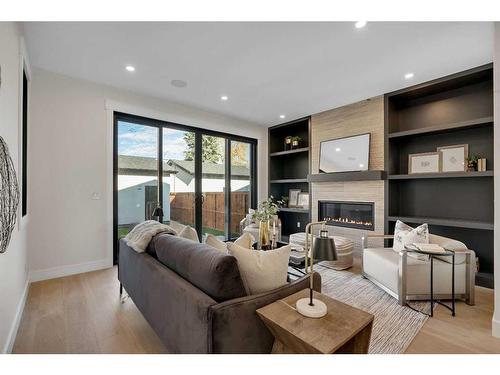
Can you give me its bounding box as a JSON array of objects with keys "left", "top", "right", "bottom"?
[
  {"left": 2, "top": 278, "right": 29, "bottom": 354},
  {"left": 29, "top": 258, "right": 112, "bottom": 283},
  {"left": 493, "top": 316, "right": 500, "bottom": 338}
]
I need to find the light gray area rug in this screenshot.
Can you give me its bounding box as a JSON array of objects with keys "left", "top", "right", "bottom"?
[{"left": 317, "top": 263, "right": 428, "bottom": 354}]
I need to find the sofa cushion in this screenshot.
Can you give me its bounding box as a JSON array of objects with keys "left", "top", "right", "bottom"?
[
  {"left": 154, "top": 234, "right": 247, "bottom": 302},
  {"left": 178, "top": 225, "right": 200, "bottom": 242},
  {"left": 205, "top": 234, "right": 228, "bottom": 252},
  {"left": 227, "top": 243, "right": 291, "bottom": 295},
  {"left": 234, "top": 232, "right": 255, "bottom": 249}
]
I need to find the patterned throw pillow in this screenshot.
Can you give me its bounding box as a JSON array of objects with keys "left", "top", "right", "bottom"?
[{"left": 393, "top": 220, "right": 429, "bottom": 260}]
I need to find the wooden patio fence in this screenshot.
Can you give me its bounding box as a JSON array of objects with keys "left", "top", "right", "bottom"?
[{"left": 169, "top": 192, "right": 249, "bottom": 235}]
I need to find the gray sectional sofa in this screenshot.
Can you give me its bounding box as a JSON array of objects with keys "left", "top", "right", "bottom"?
[{"left": 118, "top": 233, "right": 321, "bottom": 353}]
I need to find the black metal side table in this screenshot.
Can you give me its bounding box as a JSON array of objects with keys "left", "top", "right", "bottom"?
[{"left": 404, "top": 245, "right": 456, "bottom": 317}]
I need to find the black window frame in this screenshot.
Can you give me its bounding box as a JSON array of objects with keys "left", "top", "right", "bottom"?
[
  {"left": 21, "top": 69, "right": 28, "bottom": 217},
  {"left": 113, "top": 112, "right": 258, "bottom": 264}
]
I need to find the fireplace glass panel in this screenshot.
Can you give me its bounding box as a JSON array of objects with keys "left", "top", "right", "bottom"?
[{"left": 319, "top": 201, "right": 374, "bottom": 231}]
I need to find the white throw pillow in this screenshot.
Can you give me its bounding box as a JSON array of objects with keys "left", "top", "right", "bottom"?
[
  {"left": 227, "top": 242, "right": 291, "bottom": 295},
  {"left": 393, "top": 220, "right": 429, "bottom": 260},
  {"left": 205, "top": 234, "right": 227, "bottom": 252},
  {"left": 234, "top": 232, "right": 255, "bottom": 249},
  {"left": 178, "top": 225, "right": 200, "bottom": 242}
]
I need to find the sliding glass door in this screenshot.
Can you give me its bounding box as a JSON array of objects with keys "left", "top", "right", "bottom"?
[
  {"left": 116, "top": 121, "right": 159, "bottom": 240},
  {"left": 162, "top": 128, "right": 196, "bottom": 230},
  {"left": 113, "top": 113, "right": 257, "bottom": 263}
]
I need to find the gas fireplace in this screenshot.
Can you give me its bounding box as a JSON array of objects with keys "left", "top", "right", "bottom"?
[{"left": 319, "top": 201, "right": 374, "bottom": 231}]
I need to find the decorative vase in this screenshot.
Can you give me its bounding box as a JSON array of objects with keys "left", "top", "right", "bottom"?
[
  {"left": 259, "top": 220, "right": 270, "bottom": 250},
  {"left": 292, "top": 140, "right": 299, "bottom": 149},
  {"left": 284, "top": 136, "right": 292, "bottom": 151}
]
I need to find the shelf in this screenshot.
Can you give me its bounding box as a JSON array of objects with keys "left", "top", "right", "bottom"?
[
  {"left": 279, "top": 207, "right": 310, "bottom": 214},
  {"left": 308, "top": 170, "right": 386, "bottom": 183},
  {"left": 388, "top": 116, "right": 493, "bottom": 139},
  {"left": 388, "top": 171, "right": 493, "bottom": 180},
  {"left": 387, "top": 216, "right": 494, "bottom": 231},
  {"left": 269, "top": 147, "right": 309, "bottom": 157},
  {"left": 269, "top": 178, "right": 308, "bottom": 184}
]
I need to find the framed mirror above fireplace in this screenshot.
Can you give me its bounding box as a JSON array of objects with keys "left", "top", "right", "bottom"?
[{"left": 318, "top": 200, "right": 374, "bottom": 231}]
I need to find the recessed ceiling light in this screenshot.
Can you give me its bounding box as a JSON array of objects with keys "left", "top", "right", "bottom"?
[
  {"left": 279, "top": 114, "right": 286, "bottom": 119},
  {"left": 125, "top": 65, "right": 135, "bottom": 72},
  {"left": 221, "top": 95, "right": 229, "bottom": 101},
  {"left": 335, "top": 148, "right": 341, "bottom": 152},
  {"left": 359, "top": 163, "right": 365, "bottom": 168},
  {"left": 404, "top": 72, "right": 414, "bottom": 80},
  {"left": 355, "top": 21, "right": 367, "bottom": 29},
  {"left": 171, "top": 79, "right": 187, "bottom": 88}
]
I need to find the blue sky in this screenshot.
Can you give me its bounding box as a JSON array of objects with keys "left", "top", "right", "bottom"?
[{"left": 118, "top": 121, "right": 189, "bottom": 160}]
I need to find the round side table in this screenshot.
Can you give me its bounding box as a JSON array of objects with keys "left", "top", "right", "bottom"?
[{"left": 404, "top": 245, "right": 456, "bottom": 317}]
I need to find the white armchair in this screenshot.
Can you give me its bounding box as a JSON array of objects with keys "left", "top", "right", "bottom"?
[{"left": 361, "top": 233, "right": 476, "bottom": 306}]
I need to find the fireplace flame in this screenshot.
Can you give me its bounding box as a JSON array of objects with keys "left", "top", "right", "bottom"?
[{"left": 323, "top": 216, "right": 373, "bottom": 228}]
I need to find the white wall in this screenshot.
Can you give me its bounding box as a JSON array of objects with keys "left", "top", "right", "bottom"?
[
  {"left": 28, "top": 68, "right": 267, "bottom": 280},
  {"left": 0, "top": 22, "right": 30, "bottom": 353},
  {"left": 493, "top": 22, "right": 500, "bottom": 338}
]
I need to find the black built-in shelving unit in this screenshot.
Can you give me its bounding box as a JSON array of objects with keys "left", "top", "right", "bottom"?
[
  {"left": 268, "top": 117, "right": 311, "bottom": 241},
  {"left": 385, "top": 64, "right": 494, "bottom": 288}
]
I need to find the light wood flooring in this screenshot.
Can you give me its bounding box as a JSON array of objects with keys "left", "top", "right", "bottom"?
[{"left": 12, "top": 266, "right": 500, "bottom": 354}]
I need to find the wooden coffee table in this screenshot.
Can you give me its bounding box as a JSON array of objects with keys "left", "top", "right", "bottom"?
[{"left": 256, "top": 289, "right": 374, "bottom": 354}]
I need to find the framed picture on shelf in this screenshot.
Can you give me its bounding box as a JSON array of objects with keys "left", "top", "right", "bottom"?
[
  {"left": 297, "top": 192, "right": 309, "bottom": 209},
  {"left": 437, "top": 144, "right": 468, "bottom": 172},
  {"left": 408, "top": 152, "right": 441, "bottom": 174},
  {"left": 288, "top": 189, "right": 301, "bottom": 207}
]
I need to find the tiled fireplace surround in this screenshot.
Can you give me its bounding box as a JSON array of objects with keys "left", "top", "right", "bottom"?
[{"left": 310, "top": 96, "right": 385, "bottom": 255}]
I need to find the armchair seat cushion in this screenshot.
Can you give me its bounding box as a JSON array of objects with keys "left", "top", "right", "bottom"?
[{"left": 363, "top": 247, "right": 468, "bottom": 296}]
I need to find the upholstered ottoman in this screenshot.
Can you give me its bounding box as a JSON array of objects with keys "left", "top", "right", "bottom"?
[{"left": 289, "top": 232, "right": 354, "bottom": 270}]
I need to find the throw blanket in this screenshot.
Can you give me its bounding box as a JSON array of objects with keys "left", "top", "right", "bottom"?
[{"left": 125, "top": 220, "right": 177, "bottom": 253}]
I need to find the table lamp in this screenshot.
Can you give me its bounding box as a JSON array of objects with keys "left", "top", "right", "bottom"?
[{"left": 296, "top": 221, "right": 337, "bottom": 318}]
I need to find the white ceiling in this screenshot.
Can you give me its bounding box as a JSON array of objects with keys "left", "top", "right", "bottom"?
[{"left": 23, "top": 22, "right": 494, "bottom": 126}]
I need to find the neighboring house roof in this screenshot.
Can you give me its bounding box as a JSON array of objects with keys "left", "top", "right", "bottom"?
[
  {"left": 166, "top": 159, "right": 250, "bottom": 178},
  {"left": 118, "top": 155, "right": 178, "bottom": 176},
  {"left": 118, "top": 155, "right": 250, "bottom": 180}
]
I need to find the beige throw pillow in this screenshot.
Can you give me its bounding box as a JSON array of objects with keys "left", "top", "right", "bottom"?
[
  {"left": 178, "top": 225, "right": 200, "bottom": 243},
  {"left": 205, "top": 232, "right": 255, "bottom": 252},
  {"left": 393, "top": 220, "right": 429, "bottom": 260},
  {"left": 205, "top": 234, "right": 227, "bottom": 252},
  {"left": 234, "top": 232, "right": 255, "bottom": 249},
  {"left": 227, "top": 242, "right": 291, "bottom": 295}
]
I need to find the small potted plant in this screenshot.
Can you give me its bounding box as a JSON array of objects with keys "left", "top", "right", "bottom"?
[
  {"left": 281, "top": 196, "right": 289, "bottom": 208},
  {"left": 466, "top": 155, "right": 480, "bottom": 172},
  {"left": 291, "top": 136, "right": 302, "bottom": 149}
]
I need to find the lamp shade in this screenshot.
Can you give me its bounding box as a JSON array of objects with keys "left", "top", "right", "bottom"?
[
  {"left": 313, "top": 229, "right": 337, "bottom": 261},
  {"left": 152, "top": 206, "right": 164, "bottom": 218}
]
